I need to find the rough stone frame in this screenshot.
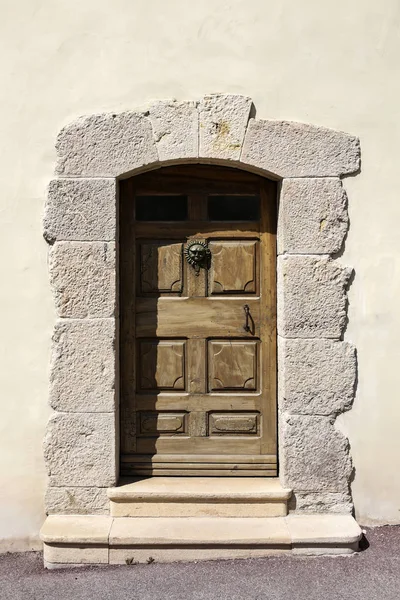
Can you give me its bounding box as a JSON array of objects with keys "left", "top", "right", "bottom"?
[{"left": 43, "top": 94, "right": 360, "bottom": 516}]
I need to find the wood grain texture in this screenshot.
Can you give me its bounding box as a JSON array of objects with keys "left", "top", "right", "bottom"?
[
  {"left": 208, "top": 341, "right": 258, "bottom": 391},
  {"left": 138, "top": 340, "right": 185, "bottom": 391},
  {"left": 139, "top": 242, "right": 183, "bottom": 294},
  {"left": 259, "top": 178, "right": 277, "bottom": 455},
  {"left": 121, "top": 453, "right": 276, "bottom": 464},
  {"left": 135, "top": 394, "right": 261, "bottom": 412},
  {"left": 209, "top": 241, "right": 257, "bottom": 294},
  {"left": 187, "top": 339, "right": 206, "bottom": 393},
  {"left": 135, "top": 433, "right": 262, "bottom": 455},
  {"left": 136, "top": 298, "right": 261, "bottom": 337},
  {"left": 139, "top": 412, "right": 187, "bottom": 435},
  {"left": 133, "top": 164, "right": 263, "bottom": 194},
  {"left": 121, "top": 469, "right": 277, "bottom": 476},
  {"left": 209, "top": 412, "right": 259, "bottom": 435}
]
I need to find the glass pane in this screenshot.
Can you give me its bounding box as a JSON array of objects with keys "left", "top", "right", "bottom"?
[
  {"left": 208, "top": 195, "right": 260, "bottom": 221},
  {"left": 136, "top": 195, "right": 188, "bottom": 221}
]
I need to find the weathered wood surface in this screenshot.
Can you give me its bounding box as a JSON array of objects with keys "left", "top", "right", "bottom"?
[{"left": 120, "top": 165, "right": 277, "bottom": 476}]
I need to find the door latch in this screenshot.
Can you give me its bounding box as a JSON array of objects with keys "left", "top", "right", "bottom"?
[{"left": 243, "top": 304, "right": 251, "bottom": 332}]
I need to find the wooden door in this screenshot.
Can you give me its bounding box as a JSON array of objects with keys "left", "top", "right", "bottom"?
[{"left": 120, "top": 165, "right": 277, "bottom": 476}]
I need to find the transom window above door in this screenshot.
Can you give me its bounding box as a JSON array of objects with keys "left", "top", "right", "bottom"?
[{"left": 135, "top": 193, "right": 260, "bottom": 222}]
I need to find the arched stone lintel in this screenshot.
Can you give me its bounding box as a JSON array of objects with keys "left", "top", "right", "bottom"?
[
  {"left": 43, "top": 95, "right": 360, "bottom": 517},
  {"left": 54, "top": 94, "right": 360, "bottom": 180}
]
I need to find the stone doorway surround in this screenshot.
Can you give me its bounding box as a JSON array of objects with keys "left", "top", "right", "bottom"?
[{"left": 43, "top": 94, "right": 360, "bottom": 520}]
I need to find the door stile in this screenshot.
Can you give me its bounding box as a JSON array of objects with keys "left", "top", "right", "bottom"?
[{"left": 259, "top": 180, "right": 277, "bottom": 456}]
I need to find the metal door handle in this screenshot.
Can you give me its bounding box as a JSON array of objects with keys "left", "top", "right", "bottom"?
[{"left": 243, "top": 304, "right": 251, "bottom": 332}]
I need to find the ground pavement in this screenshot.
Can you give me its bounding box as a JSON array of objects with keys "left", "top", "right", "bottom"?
[{"left": 1, "top": 525, "right": 399, "bottom": 600}]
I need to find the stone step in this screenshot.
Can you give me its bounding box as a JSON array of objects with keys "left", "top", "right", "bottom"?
[
  {"left": 40, "top": 514, "right": 362, "bottom": 567},
  {"left": 107, "top": 477, "right": 292, "bottom": 517}
]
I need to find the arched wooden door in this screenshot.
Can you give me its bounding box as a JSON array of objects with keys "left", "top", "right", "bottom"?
[{"left": 120, "top": 165, "right": 277, "bottom": 476}]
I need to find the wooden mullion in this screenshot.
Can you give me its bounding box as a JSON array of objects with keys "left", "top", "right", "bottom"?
[
  {"left": 135, "top": 394, "right": 261, "bottom": 412},
  {"left": 135, "top": 221, "right": 260, "bottom": 239},
  {"left": 187, "top": 194, "right": 208, "bottom": 297},
  {"left": 188, "top": 193, "right": 207, "bottom": 221},
  {"left": 187, "top": 339, "right": 207, "bottom": 394}
]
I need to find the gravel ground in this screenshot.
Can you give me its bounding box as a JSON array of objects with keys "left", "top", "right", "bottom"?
[{"left": 0, "top": 526, "right": 399, "bottom": 600}]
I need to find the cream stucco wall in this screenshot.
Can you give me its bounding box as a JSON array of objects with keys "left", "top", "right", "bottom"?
[{"left": 1, "top": 0, "right": 399, "bottom": 550}]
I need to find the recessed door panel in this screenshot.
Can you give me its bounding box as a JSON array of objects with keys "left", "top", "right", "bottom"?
[
  {"left": 139, "top": 411, "right": 188, "bottom": 435},
  {"left": 208, "top": 412, "right": 259, "bottom": 435},
  {"left": 209, "top": 241, "right": 258, "bottom": 295},
  {"left": 138, "top": 340, "right": 186, "bottom": 391},
  {"left": 208, "top": 340, "right": 258, "bottom": 391},
  {"left": 139, "top": 242, "right": 183, "bottom": 294}
]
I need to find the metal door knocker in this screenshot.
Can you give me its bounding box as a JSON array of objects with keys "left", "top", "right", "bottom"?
[{"left": 184, "top": 239, "right": 211, "bottom": 276}]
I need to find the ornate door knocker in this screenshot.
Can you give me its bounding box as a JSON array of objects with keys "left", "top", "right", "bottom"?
[{"left": 184, "top": 239, "right": 211, "bottom": 276}]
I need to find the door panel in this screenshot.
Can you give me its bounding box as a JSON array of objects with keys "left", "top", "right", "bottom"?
[
  {"left": 208, "top": 412, "right": 259, "bottom": 435},
  {"left": 138, "top": 411, "right": 188, "bottom": 435},
  {"left": 208, "top": 240, "right": 258, "bottom": 294},
  {"left": 138, "top": 340, "right": 186, "bottom": 391},
  {"left": 120, "top": 164, "right": 277, "bottom": 476},
  {"left": 208, "top": 340, "right": 259, "bottom": 391},
  {"left": 139, "top": 242, "right": 184, "bottom": 294}
]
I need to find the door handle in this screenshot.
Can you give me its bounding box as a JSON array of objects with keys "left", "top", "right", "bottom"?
[{"left": 243, "top": 304, "right": 251, "bottom": 333}]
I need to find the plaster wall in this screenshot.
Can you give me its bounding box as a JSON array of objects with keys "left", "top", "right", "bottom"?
[{"left": 0, "top": 0, "right": 399, "bottom": 550}]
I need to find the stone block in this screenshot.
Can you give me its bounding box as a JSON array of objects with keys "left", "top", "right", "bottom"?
[
  {"left": 108, "top": 516, "right": 291, "bottom": 546},
  {"left": 278, "top": 338, "right": 356, "bottom": 415},
  {"left": 107, "top": 477, "right": 291, "bottom": 502},
  {"left": 56, "top": 111, "right": 159, "bottom": 177},
  {"left": 49, "top": 319, "right": 115, "bottom": 412},
  {"left": 278, "top": 178, "right": 348, "bottom": 254},
  {"left": 149, "top": 100, "right": 198, "bottom": 161},
  {"left": 286, "top": 514, "right": 361, "bottom": 546},
  {"left": 241, "top": 119, "right": 360, "bottom": 177},
  {"left": 291, "top": 543, "right": 359, "bottom": 556},
  {"left": 44, "top": 543, "right": 109, "bottom": 565},
  {"left": 43, "top": 413, "right": 117, "bottom": 486},
  {"left": 110, "top": 501, "right": 287, "bottom": 518},
  {"left": 108, "top": 477, "right": 291, "bottom": 518},
  {"left": 279, "top": 414, "right": 352, "bottom": 493},
  {"left": 40, "top": 515, "right": 112, "bottom": 544},
  {"left": 49, "top": 242, "right": 115, "bottom": 318},
  {"left": 278, "top": 256, "right": 352, "bottom": 338},
  {"left": 45, "top": 487, "right": 109, "bottom": 515},
  {"left": 289, "top": 491, "right": 353, "bottom": 514},
  {"left": 44, "top": 179, "right": 116, "bottom": 243},
  {"left": 199, "top": 94, "right": 252, "bottom": 160}
]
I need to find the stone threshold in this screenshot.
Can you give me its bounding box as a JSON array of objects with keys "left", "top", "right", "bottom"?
[
  {"left": 108, "top": 477, "right": 292, "bottom": 517},
  {"left": 40, "top": 514, "right": 362, "bottom": 567}
]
